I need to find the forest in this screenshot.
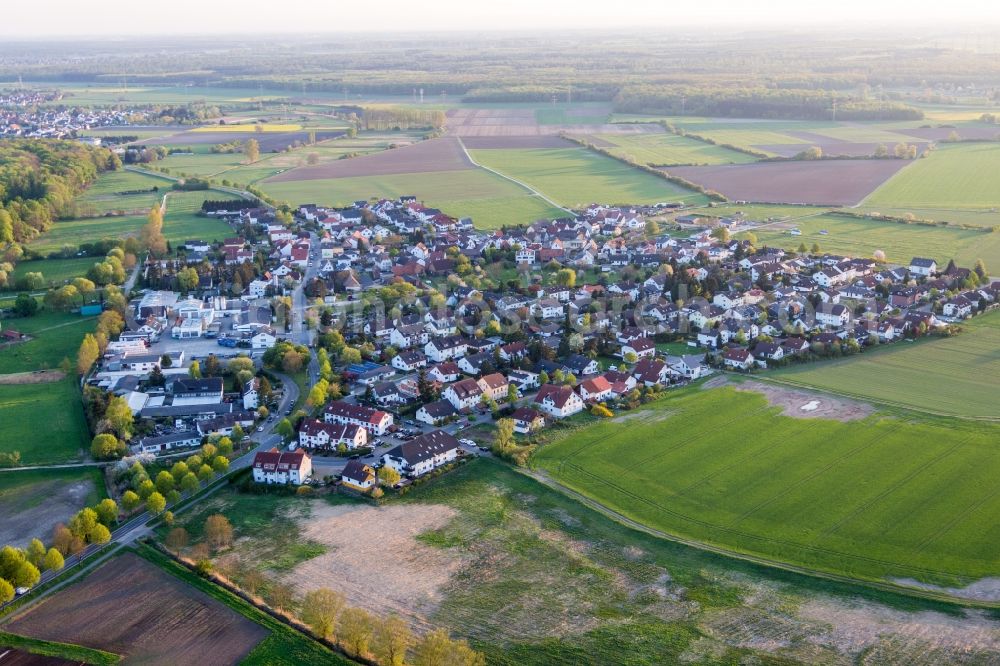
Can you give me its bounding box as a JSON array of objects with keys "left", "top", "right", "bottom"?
[{"left": 0, "top": 140, "right": 120, "bottom": 246}]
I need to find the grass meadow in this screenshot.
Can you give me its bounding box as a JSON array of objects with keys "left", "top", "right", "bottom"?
[
  {"left": 27, "top": 214, "right": 149, "bottom": 256},
  {"left": 75, "top": 169, "right": 169, "bottom": 215},
  {"left": 162, "top": 190, "right": 239, "bottom": 243},
  {"left": 533, "top": 385, "right": 1000, "bottom": 584},
  {"left": 752, "top": 213, "right": 1000, "bottom": 269},
  {"left": 469, "top": 147, "right": 709, "bottom": 208},
  {"left": 260, "top": 168, "right": 565, "bottom": 229},
  {"left": 770, "top": 311, "right": 1000, "bottom": 418},
  {"left": 10, "top": 257, "right": 102, "bottom": 288},
  {"left": 593, "top": 133, "right": 756, "bottom": 165},
  {"left": 0, "top": 379, "right": 90, "bottom": 464},
  {"left": 0, "top": 310, "right": 97, "bottom": 373}
]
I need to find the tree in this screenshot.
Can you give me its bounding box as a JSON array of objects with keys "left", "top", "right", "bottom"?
[
  {"left": 710, "top": 226, "right": 730, "bottom": 242},
  {"left": 26, "top": 539, "right": 46, "bottom": 568},
  {"left": 492, "top": 418, "right": 515, "bottom": 455},
  {"left": 171, "top": 461, "right": 190, "bottom": 481},
  {"left": 204, "top": 514, "right": 233, "bottom": 550},
  {"left": 0, "top": 578, "right": 12, "bottom": 603},
  {"left": 88, "top": 523, "right": 111, "bottom": 545},
  {"left": 212, "top": 456, "right": 230, "bottom": 474},
  {"left": 300, "top": 588, "right": 345, "bottom": 639},
  {"left": 181, "top": 472, "right": 200, "bottom": 493},
  {"left": 974, "top": 258, "right": 988, "bottom": 281},
  {"left": 372, "top": 614, "right": 412, "bottom": 666},
  {"left": 146, "top": 492, "right": 166, "bottom": 515},
  {"left": 140, "top": 205, "right": 167, "bottom": 257},
  {"left": 377, "top": 465, "right": 401, "bottom": 487},
  {"left": 197, "top": 464, "right": 215, "bottom": 483},
  {"left": 339, "top": 607, "right": 375, "bottom": 657},
  {"left": 104, "top": 395, "right": 134, "bottom": 440},
  {"left": 77, "top": 333, "right": 100, "bottom": 375},
  {"left": 874, "top": 143, "right": 889, "bottom": 158},
  {"left": 42, "top": 547, "right": 64, "bottom": 573},
  {"left": 122, "top": 490, "right": 141, "bottom": 512},
  {"left": 276, "top": 418, "right": 294, "bottom": 441},
  {"left": 68, "top": 508, "right": 99, "bottom": 541},
  {"left": 176, "top": 267, "right": 199, "bottom": 293},
  {"left": 555, "top": 268, "right": 576, "bottom": 288},
  {"left": 244, "top": 138, "right": 260, "bottom": 163},
  {"left": 11, "top": 560, "right": 40, "bottom": 589},
  {"left": 95, "top": 498, "right": 119, "bottom": 525},
  {"left": 13, "top": 293, "right": 39, "bottom": 317},
  {"left": 411, "top": 629, "right": 484, "bottom": 666},
  {"left": 155, "top": 470, "right": 175, "bottom": 495},
  {"left": 90, "top": 433, "right": 123, "bottom": 460},
  {"left": 217, "top": 437, "right": 233, "bottom": 455},
  {"left": 165, "top": 527, "right": 189, "bottom": 551},
  {"left": 189, "top": 360, "right": 202, "bottom": 379}
]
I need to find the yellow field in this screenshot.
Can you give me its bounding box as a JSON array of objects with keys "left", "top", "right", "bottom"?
[{"left": 190, "top": 124, "right": 301, "bottom": 133}]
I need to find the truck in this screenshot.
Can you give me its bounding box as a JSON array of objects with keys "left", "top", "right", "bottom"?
[{"left": 217, "top": 337, "right": 237, "bottom": 348}]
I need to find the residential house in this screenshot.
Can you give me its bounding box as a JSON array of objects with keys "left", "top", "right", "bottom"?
[
  {"left": 533, "top": 384, "right": 585, "bottom": 419},
  {"left": 341, "top": 460, "right": 376, "bottom": 491},
  {"left": 298, "top": 419, "right": 367, "bottom": 450},
  {"left": 416, "top": 399, "right": 459, "bottom": 426},
  {"left": 323, "top": 401, "right": 393, "bottom": 436},
  {"left": 252, "top": 448, "right": 312, "bottom": 485},
  {"left": 510, "top": 407, "right": 545, "bottom": 434},
  {"left": 444, "top": 378, "right": 484, "bottom": 410},
  {"left": 382, "top": 430, "right": 462, "bottom": 477}
]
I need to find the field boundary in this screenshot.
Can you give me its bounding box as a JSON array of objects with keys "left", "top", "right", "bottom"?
[{"left": 518, "top": 467, "right": 1000, "bottom": 609}]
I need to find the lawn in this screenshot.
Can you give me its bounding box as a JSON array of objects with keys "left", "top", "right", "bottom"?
[
  {"left": 260, "top": 168, "right": 565, "bottom": 229},
  {"left": 162, "top": 190, "right": 239, "bottom": 243},
  {"left": 533, "top": 384, "right": 1000, "bottom": 584},
  {"left": 10, "top": 257, "right": 101, "bottom": 288},
  {"left": 469, "top": 147, "right": 709, "bottom": 208},
  {"left": 594, "top": 133, "right": 757, "bottom": 166},
  {"left": 863, "top": 143, "right": 1000, "bottom": 214},
  {"left": 0, "top": 379, "right": 90, "bottom": 464},
  {"left": 0, "top": 309, "right": 97, "bottom": 373},
  {"left": 752, "top": 212, "right": 1000, "bottom": 269},
  {"left": 75, "top": 169, "right": 169, "bottom": 215},
  {"left": 770, "top": 311, "right": 1000, "bottom": 418},
  {"left": 27, "top": 214, "right": 149, "bottom": 256}
]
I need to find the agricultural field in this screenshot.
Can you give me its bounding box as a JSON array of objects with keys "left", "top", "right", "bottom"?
[
  {"left": 26, "top": 214, "right": 148, "bottom": 257},
  {"left": 534, "top": 383, "right": 1000, "bottom": 584},
  {"left": 0, "top": 379, "right": 90, "bottom": 464},
  {"left": 587, "top": 133, "right": 756, "bottom": 165},
  {"left": 667, "top": 159, "right": 909, "bottom": 206},
  {"left": 266, "top": 137, "right": 472, "bottom": 181},
  {"left": 158, "top": 152, "right": 247, "bottom": 177},
  {"left": 160, "top": 459, "right": 1000, "bottom": 664},
  {"left": 752, "top": 212, "right": 1000, "bottom": 269},
  {"left": 771, "top": 311, "right": 1000, "bottom": 418},
  {"left": 261, "top": 168, "right": 564, "bottom": 229},
  {"left": 146, "top": 128, "right": 345, "bottom": 153},
  {"left": 468, "top": 146, "right": 708, "bottom": 208},
  {"left": 862, "top": 143, "right": 1000, "bottom": 217},
  {"left": 0, "top": 310, "right": 97, "bottom": 374},
  {"left": 161, "top": 190, "right": 239, "bottom": 243},
  {"left": 0, "top": 467, "right": 106, "bottom": 549},
  {"left": 3, "top": 552, "right": 271, "bottom": 665},
  {"left": 446, "top": 105, "right": 663, "bottom": 137}
]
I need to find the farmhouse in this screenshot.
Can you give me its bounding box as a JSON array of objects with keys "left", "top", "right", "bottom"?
[
  {"left": 252, "top": 448, "right": 312, "bottom": 485},
  {"left": 382, "top": 430, "right": 462, "bottom": 477}
]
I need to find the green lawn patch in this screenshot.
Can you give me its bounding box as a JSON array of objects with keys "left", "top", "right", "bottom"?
[
  {"left": 770, "top": 311, "right": 1000, "bottom": 418},
  {"left": 594, "top": 133, "right": 757, "bottom": 165},
  {"left": 75, "top": 169, "right": 168, "bottom": 215},
  {"left": 10, "top": 257, "right": 99, "bottom": 289},
  {"left": 533, "top": 384, "right": 1000, "bottom": 584},
  {"left": 0, "top": 310, "right": 96, "bottom": 373},
  {"left": 0, "top": 631, "right": 120, "bottom": 665},
  {"left": 0, "top": 380, "right": 90, "bottom": 464}
]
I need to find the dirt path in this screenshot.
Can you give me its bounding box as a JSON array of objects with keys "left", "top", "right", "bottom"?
[{"left": 0, "top": 370, "right": 65, "bottom": 385}]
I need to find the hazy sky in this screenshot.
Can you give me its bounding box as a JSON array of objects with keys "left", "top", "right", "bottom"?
[{"left": 3, "top": 0, "right": 1000, "bottom": 36}]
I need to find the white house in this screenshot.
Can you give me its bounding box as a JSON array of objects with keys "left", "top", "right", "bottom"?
[
  {"left": 722, "top": 348, "right": 754, "bottom": 370},
  {"left": 510, "top": 407, "right": 545, "bottom": 434},
  {"left": 477, "top": 373, "right": 509, "bottom": 401},
  {"left": 578, "top": 376, "right": 612, "bottom": 403},
  {"left": 242, "top": 378, "right": 260, "bottom": 410},
  {"left": 425, "top": 335, "right": 469, "bottom": 363},
  {"left": 416, "top": 399, "right": 458, "bottom": 426},
  {"left": 382, "top": 430, "right": 461, "bottom": 477},
  {"left": 816, "top": 303, "right": 851, "bottom": 329},
  {"left": 909, "top": 257, "right": 937, "bottom": 277},
  {"left": 341, "top": 460, "right": 376, "bottom": 491},
  {"left": 298, "top": 419, "right": 367, "bottom": 450},
  {"left": 533, "top": 384, "right": 585, "bottom": 419},
  {"left": 251, "top": 448, "right": 312, "bottom": 485},
  {"left": 323, "top": 401, "right": 393, "bottom": 436},
  {"left": 443, "top": 378, "right": 483, "bottom": 410}
]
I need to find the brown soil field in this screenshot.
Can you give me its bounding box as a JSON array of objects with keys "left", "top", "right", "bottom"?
[
  {"left": 666, "top": 159, "right": 908, "bottom": 206},
  {"left": 0, "top": 648, "right": 79, "bottom": 665},
  {"left": 0, "top": 370, "right": 65, "bottom": 385},
  {"left": 445, "top": 109, "right": 663, "bottom": 137},
  {"left": 0, "top": 476, "right": 96, "bottom": 549},
  {"left": 265, "top": 137, "right": 473, "bottom": 182},
  {"left": 460, "top": 136, "right": 573, "bottom": 149},
  {"left": 756, "top": 142, "right": 929, "bottom": 158},
  {"left": 4, "top": 553, "right": 268, "bottom": 666},
  {"left": 733, "top": 379, "right": 874, "bottom": 421},
  {"left": 287, "top": 502, "right": 465, "bottom": 632},
  {"left": 146, "top": 130, "right": 343, "bottom": 152}
]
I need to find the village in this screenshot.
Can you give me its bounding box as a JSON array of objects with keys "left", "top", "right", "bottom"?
[{"left": 71, "top": 193, "right": 997, "bottom": 495}]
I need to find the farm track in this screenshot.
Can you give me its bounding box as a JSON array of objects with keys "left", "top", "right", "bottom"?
[{"left": 521, "top": 467, "right": 1000, "bottom": 609}]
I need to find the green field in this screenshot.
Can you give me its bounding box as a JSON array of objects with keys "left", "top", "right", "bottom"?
[
  {"left": 0, "top": 310, "right": 97, "bottom": 374},
  {"left": 75, "top": 169, "right": 169, "bottom": 215},
  {"left": 27, "top": 214, "right": 149, "bottom": 256},
  {"left": 593, "top": 133, "right": 756, "bottom": 165},
  {"left": 162, "top": 190, "right": 239, "bottom": 242},
  {"left": 158, "top": 152, "right": 246, "bottom": 177},
  {"left": 771, "top": 311, "right": 1000, "bottom": 418},
  {"left": 469, "top": 147, "right": 709, "bottom": 208},
  {"left": 261, "top": 168, "right": 566, "bottom": 229},
  {"left": 863, "top": 143, "right": 1000, "bottom": 214},
  {"left": 0, "top": 380, "right": 90, "bottom": 464},
  {"left": 10, "top": 257, "right": 101, "bottom": 288},
  {"left": 752, "top": 212, "right": 1000, "bottom": 269},
  {"left": 534, "top": 384, "right": 1000, "bottom": 584}
]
